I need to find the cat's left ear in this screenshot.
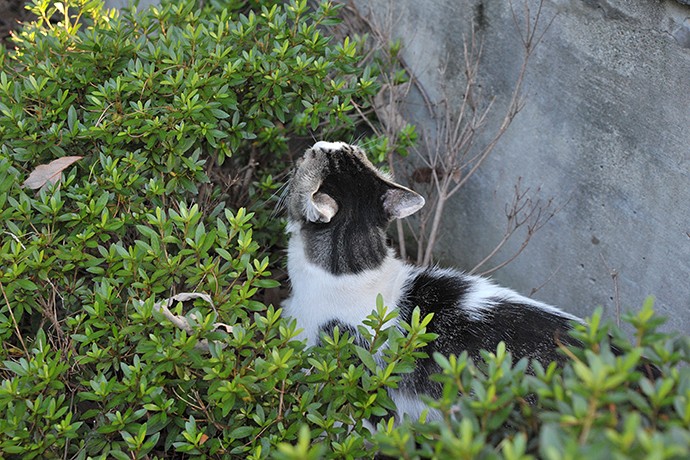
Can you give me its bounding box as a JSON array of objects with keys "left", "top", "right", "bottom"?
[
  {"left": 305, "top": 191, "right": 339, "bottom": 223},
  {"left": 383, "top": 186, "right": 425, "bottom": 219}
]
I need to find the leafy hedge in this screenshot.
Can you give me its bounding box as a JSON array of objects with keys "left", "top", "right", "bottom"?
[{"left": 1, "top": 0, "right": 689, "bottom": 459}]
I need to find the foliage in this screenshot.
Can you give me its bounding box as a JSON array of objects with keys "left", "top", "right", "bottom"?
[
  {"left": 1, "top": 0, "right": 378, "bottom": 249},
  {"left": 373, "top": 301, "right": 690, "bottom": 460},
  {"left": 0, "top": 0, "right": 688, "bottom": 459}
]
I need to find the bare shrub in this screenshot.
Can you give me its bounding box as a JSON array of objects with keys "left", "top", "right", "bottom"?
[{"left": 345, "top": 0, "right": 561, "bottom": 274}]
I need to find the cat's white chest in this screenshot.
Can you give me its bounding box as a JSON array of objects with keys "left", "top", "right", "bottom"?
[{"left": 283, "top": 230, "right": 411, "bottom": 346}]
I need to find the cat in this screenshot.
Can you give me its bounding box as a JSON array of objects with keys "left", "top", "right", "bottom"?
[{"left": 280, "top": 141, "right": 642, "bottom": 422}]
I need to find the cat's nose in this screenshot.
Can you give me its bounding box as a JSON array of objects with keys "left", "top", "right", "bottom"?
[{"left": 312, "top": 141, "right": 346, "bottom": 152}]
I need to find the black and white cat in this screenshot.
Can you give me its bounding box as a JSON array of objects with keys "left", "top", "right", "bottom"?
[{"left": 282, "top": 141, "right": 584, "bottom": 421}]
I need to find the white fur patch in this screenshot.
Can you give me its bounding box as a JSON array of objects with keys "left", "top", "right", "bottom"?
[
  {"left": 312, "top": 141, "right": 347, "bottom": 152},
  {"left": 303, "top": 199, "right": 323, "bottom": 223},
  {"left": 282, "top": 225, "right": 413, "bottom": 346},
  {"left": 457, "top": 271, "right": 581, "bottom": 323},
  {"left": 459, "top": 274, "right": 503, "bottom": 320},
  {"left": 390, "top": 389, "right": 442, "bottom": 422}
]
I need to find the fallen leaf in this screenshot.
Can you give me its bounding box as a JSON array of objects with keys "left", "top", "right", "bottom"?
[{"left": 22, "top": 156, "right": 83, "bottom": 190}]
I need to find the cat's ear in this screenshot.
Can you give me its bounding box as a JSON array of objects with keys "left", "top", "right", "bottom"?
[
  {"left": 383, "top": 186, "right": 425, "bottom": 219},
  {"left": 305, "top": 192, "right": 338, "bottom": 223}
]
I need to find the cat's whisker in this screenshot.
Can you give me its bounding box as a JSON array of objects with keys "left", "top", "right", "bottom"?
[{"left": 269, "top": 180, "right": 291, "bottom": 219}]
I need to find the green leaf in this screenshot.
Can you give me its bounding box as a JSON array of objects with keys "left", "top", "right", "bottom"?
[
  {"left": 67, "top": 105, "right": 78, "bottom": 131},
  {"left": 14, "top": 279, "right": 38, "bottom": 290},
  {"left": 3, "top": 359, "right": 28, "bottom": 376},
  {"left": 355, "top": 345, "right": 378, "bottom": 372},
  {"left": 229, "top": 425, "right": 255, "bottom": 439}
]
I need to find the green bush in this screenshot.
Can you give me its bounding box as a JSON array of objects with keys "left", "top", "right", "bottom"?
[
  {"left": 1, "top": 0, "right": 377, "bottom": 234},
  {"left": 1, "top": 1, "right": 689, "bottom": 459},
  {"left": 371, "top": 302, "right": 690, "bottom": 460}
]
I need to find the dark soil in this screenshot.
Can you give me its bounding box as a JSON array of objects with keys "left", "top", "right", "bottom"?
[{"left": 1, "top": 0, "right": 33, "bottom": 48}]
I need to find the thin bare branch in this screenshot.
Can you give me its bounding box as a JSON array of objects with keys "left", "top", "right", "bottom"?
[
  {"left": 529, "top": 262, "right": 563, "bottom": 297},
  {"left": 344, "top": 0, "right": 558, "bottom": 271},
  {"left": 151, "top": 293, "right": 232, "bottom": 352},
  {"left": 472, "top": 182, "right": 563, "bottom": 276},
  {"left": 1, "top": 281, "right": 28, "bottom": 357}
]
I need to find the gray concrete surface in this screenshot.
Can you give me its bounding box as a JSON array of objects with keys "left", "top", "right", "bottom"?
[{"left": 357, "top": 0, "right": 690, "bottom": 334}]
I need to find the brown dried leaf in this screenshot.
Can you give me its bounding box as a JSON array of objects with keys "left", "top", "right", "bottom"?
[
  {"left": 451, "top": 167, "right": 462, "bottom": 184},
  {"left": 22, "top": 156, "right": 83, "bottom": 190},
  {"left": 411, "top": 167, "right": 434, "bottom": 184}
]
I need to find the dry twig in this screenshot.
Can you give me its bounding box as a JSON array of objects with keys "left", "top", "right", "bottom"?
[
  {"left": 151, "top": 292, "right": 232, "bottom": 351},
  {"left": 346, "top": 0, "right": 560, "bottom": 272},
  {"left": 471, "top": 179, "right": 561, "bottom": 276}
]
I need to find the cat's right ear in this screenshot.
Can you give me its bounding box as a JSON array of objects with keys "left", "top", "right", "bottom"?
[
  {"left": 383, "top": 187, "right": 425, "bottom": 219},
  {"left": 304, "top": 192, "right": 338, "bottom": 223}
]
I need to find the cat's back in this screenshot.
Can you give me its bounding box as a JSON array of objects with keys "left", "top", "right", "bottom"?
[{"left": 397, "top": 266, "right": 582, "bottom": 370}]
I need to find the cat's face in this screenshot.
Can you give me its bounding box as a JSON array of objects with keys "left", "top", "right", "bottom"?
[
  {"left": 287, "top": 141, "right": 425, "bottom": 274},
  {"left": 288, "top": 141, "right": 425, "bottom": 227}
]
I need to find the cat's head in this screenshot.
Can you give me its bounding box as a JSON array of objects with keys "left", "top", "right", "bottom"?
[{"left": 287, "top": 141, "right": 424, "bottom": 274}]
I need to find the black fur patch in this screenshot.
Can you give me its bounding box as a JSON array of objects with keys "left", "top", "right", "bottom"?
[
  {"left": 301, "top": 150, "right": 392, "bottom": 274},
  {"left": 400, "top": 270, "right": 472, "bottom": 314},
  {"left": 398, "top": 269, "right": 579, "bottom": 398},
  {"left": 319, "top": 319, "right": 370, "bottom": 349}
]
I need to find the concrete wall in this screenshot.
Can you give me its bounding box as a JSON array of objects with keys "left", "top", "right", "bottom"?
[{"left": 357, "top": 0, "right": 690, "bottom": 333}]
